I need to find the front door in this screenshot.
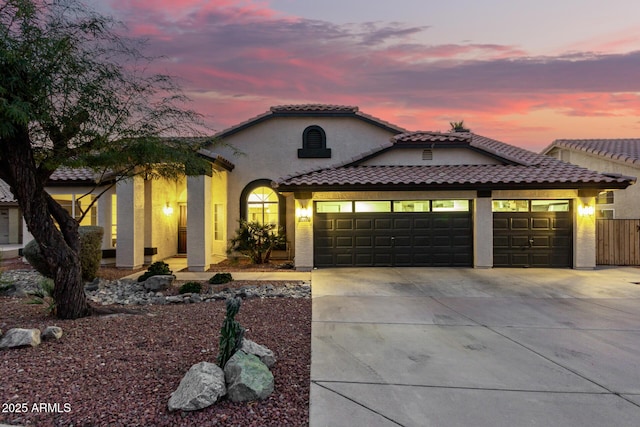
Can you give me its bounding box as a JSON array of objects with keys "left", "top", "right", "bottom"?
[
  {"left": 178, "top": 204, "right": 187, "bottom": 253},
  {"left": 0, "top": 208, "right": 9, "bottom": 244}
]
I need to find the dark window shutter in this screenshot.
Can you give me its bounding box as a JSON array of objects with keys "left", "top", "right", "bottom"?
[{"left": 306, "top": 129, "right": 323, "bottom": 149}]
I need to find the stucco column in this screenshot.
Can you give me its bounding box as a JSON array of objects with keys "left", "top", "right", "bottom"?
[
  {"left": 97, "top": 187, "right": 113, "bottom": 249},
  {"left": 187, "top": 174, "right": 212, "bottom": 271},
  {"left": 574, "top": 196, "right": 597, "bottom": 269},
  {"left": 474, "top": 197, "right": 493, "bottom": 268},
  {"left": 294, "top": 199, "right": 313, "bottom": 271},
  {"left": 116, "top": 176, "right": 145, "bottom": 269}
]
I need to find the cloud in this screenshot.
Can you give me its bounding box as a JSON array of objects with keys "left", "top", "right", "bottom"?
[{"left": 100, "top": 0, "right": 640, "bottom": 146}]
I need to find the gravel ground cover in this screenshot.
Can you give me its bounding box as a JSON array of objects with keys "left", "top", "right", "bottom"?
[{"left": 0, "top": 273, "right": 311, "bottom": 426}]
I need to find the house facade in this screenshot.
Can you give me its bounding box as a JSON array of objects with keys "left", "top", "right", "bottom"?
[
  {"left": 542, "top": 139, "right": 640, "bottom": 219},
  {"left": 4, "top": 105, "right": 635, "bottom": 270}
]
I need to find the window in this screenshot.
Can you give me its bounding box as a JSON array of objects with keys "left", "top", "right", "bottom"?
[
  {"left": 596, "top": 191, "right": 614, "bottom": 204},
  {"left": 52, "top": 194, "right": 97, "bottom": 226},
  {"left": 492, "top": 200, "right": 570, "bottom": 212},
  {"left": 432, "top": 200, "right": 470, "bottom": 212},
  {"left": 393, "top": 201, "right": 430, "bottom": 212},
  {"left": 298, "top": 125, "right": 331, "bottom": 158},
  {"left": 316, "top": 201, "right": 352, "bottom": 213},
  {"left": 355, "top": 201, "right": 391, "bottom": 213},
  {"left": 214, "top": 204, "right": 224, "bottom": 240},
  {"left": 247, "top": 186, "right": 279, "bottom": 226},
  {"left": 597, "top": 209, "right": 614, "bottom": 219},
  {"left": 111, "top": 194, "right": 117, "bottom": 247}
]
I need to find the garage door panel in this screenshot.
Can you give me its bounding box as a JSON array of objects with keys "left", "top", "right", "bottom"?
[
  {"left": 315, "top": 209, "right": 472, "bottom": 267},
  {"left": 355, "top": 219, "right": 373, "bottom": 230},
  {"left": 511, "top": 218, "right": 529, "bottom": 229},
  {"left": 374, "top": 218, "right": 393, "bottom": 230},
  {"left": 531, "top": 218, "right": 551, "bottom": 229},
  {"left": 336, "top": 219, "right": 354, "bottom": 230},
  {"left": 493, "top": 210, "right": 572, "bottom": 268},
  {"left": 336, "top": 236, "right": 353, "bottom": 248},
  {"left": 355, "top": 236, "right": 372, "bottom": 247}
]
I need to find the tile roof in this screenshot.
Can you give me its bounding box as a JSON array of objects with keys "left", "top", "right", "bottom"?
[
  {"left": 544, "top": 139, "right": 640, "bottom": 167},
  {"left": 215, "top": 104, "right": 407, "bottom": 138},
  {"left": 0, "top": 179, "right": 16, "bottom": 203},
  {"left": 48, "top": 167, "right": 102, "bottom": 182},
  {"left": 276, "top": 132, "right": 636, "bottom": 191}
]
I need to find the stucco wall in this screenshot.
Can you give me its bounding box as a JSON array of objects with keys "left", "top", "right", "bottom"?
[
  {"left": 547, "top": 148, "right": 639, "bottom": 219},
  {"left": 214, "top": 116, "right": 399, "bottom": 260},
  {"left": 362, "top": 147, "right": 502, "bottom": 166}
]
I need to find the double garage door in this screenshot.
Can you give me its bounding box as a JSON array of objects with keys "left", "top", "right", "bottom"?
[
  {"left": 313, "top": 199, "right": 573, "bottom": 268},
  {"left": 314, "top": 202, "right": 473, "bottom": 267}
]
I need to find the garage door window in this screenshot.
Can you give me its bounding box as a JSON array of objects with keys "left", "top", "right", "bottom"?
[
  {"left": 393, "top": 201, "right": 430, "bottom": 212},
  {"left": 354, "top": 201, "right": 391, "bottom": 212},
  {"left": 493, "top": 200, "right": 569, "bottom": 212},
  {"left": 432, "top": 200, "right": 469, "bottom": 212},
  {"left": 316, "top": 201, "right": 352, "bottom": 213}
]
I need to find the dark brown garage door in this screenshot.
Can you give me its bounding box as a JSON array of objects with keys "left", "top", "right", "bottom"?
[
  {"left": 314, "top": 211, "right": 473, "bottom": 267},
  {"left": 493, "top": 207, "right": 572, "bottom": 268}
]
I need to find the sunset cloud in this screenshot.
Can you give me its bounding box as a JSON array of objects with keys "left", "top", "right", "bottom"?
[{"left": 99, "top": 0, "right": 640, "bottom": 149}]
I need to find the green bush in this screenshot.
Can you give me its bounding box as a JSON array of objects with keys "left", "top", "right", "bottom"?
[
  {"left": 79, "top": 226, "right": 104, "bottom": 282},
  {"left": 23, "top": 226, "right": 104, "bottom": 281},
  {"left": 137, "top": 261, "right": 173, "bottom": 282},
  {"left": 27, "top": 278, "right": 56, "bottom": 315},
  {"left": 209, "top": 272, "right": 233, "bottom": 285},
  {"left": 227, "top": 219, "right": 286, "bottom": 264},
  {"left": 217, "top": 297, "right": 245, "bottom": 368},
  {"left": 179, "top": 281, "right": 202, "bottom": 294}
]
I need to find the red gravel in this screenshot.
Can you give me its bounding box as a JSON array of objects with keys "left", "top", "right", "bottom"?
[{"left": 0, "top": 296, "right": 311, "bottom": 426}]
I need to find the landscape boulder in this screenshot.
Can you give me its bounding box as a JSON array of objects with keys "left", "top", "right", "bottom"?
[
  {"left": 241, "top": 338, "right": 276, "bottom": 368},
  {"left": 0, "top": 328, "right": 41, "bottom": 349},
  {"left": 42, "top": 326, "right": 63, "bottom": 341},
  {"left": 168, "top": 362, "right": 226, "bottom": 412},
  {"left": 143, "top": 275, "right": 174, "bottom": 292},
  {"left": 224, "top": 351, "right": 274, "bottom": 402}
]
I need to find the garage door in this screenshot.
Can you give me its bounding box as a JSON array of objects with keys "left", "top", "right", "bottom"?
[
  {"left": 314, "top": 200, "right": 473, "bottom": 267},
  {"left": 493, "top": 200, "right": 572, "bottom": 267}
]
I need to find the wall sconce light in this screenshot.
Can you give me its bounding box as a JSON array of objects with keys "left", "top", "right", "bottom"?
[
  {"left": 163, "top": 202, "right": 174, "bottom": 216},
  {"left": 296, "top": 206, "right": 311, "bottom": 222},
  {"left": 578, "top": 205, "right": 594, "bottom": 216}
]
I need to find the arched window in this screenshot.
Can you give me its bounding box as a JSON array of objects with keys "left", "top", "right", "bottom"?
[
  {"left": 240, "top": 180, "right": 285, "bottom": 229},
  {"left": 298, "top": 125, "right": 331, "bottom": 158},
  {"left": 247, "top": 186, "right": 279, "bottom": 226}
]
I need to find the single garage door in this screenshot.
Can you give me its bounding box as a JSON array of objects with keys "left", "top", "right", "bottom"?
[
  {"left": 493, "top": 199, "right": 572, "bottom": 267},
  {"left": 314, "top": 200, "right": 473, "bottom": 267}
]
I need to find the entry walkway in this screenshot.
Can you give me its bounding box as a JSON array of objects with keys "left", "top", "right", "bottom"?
[{"left": 310, "top": 267, "right": 640, "bottom": 427}]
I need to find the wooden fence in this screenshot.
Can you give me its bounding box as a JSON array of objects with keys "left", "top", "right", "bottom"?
[{"left": 596, "top": 219, "right": 640, "bottom": 265}]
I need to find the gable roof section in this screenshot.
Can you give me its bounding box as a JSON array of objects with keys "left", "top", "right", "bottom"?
[
  {"left": 275, "top": 132, "right": 635, "bottom": 192},
  {"left": 214, "top": 104, "right": 407, "bottom": 139},
  {"left": 0, "top": 179, "right": 16, "bottom": 203},
  {"left": 543, "top": 139, "right": 640, "bottom": 167}
]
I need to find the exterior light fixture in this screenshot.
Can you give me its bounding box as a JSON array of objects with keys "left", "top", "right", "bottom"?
[
  {"left": 163, "top": 202, "right": 174, "bottom": 216},
  {"left": 296, "top": 206, "right": 311, "bottom": 222},
  {"left": 578, "top": 205, "right": 594, "bottom": 216}
]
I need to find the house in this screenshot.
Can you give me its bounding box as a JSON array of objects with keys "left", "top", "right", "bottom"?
[
  {"left": 3, "top": 104, "right": 636, "bottom": 270},
  {"left": 0, "top": 179, "right": 22, "bottom": 252},
  {"left": 542, "top": 139, "right": 640, "bottom": 219}
]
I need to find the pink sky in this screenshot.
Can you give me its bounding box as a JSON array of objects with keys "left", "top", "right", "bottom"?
[{"left": 94, "top": 0, "right": 640, "bottom": 151}]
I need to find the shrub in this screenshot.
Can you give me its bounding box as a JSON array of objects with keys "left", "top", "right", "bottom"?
[
  {"left": 137, "top": 261, "right": 173, "bottom": 282},
  {"left": 217, "top": 297, "right": 245, "bottom": 368},
  {"left": 227, "top": 219, "right": 286, "bottom": 264},
  {"left": 79, "top": 226, "right": 104, "bottom": 282},
  {"left": 209, "top": 272, "right": 233, "bottom": 285},
  {"left": 23, "top": 226, "right": 104, "bottom": 281},
  {"left": 27, "top": 278, "right": 56, "bottom": 315},
  {"left": 179, "top": 281, "right": 202, "bottom": 294}
]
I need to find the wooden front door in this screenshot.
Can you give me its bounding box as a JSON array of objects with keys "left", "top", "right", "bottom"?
[{"left": 178, "top": 204, "right": 187, "bottom": 254}]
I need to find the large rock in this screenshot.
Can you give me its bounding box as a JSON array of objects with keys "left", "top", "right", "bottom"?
[
  {"left": 168, "top": 362, "right": 226, "bottom": 412},
  {"left": 0, "top": 328, "right": 41, "bottom": 349},
  {"left": 241, "top": 338, "right": 276, "bottom": 368},
  {"left": 224, "top": 351, "right": 274, "bottom": 402},
  {"left": 42, "top": 326, "right": 63, "bottom": 341},
  {"left": 143, "top": 275, "right": 174, "bottom": 292}
]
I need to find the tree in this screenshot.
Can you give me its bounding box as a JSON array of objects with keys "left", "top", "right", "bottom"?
[
  {"left": 0, "top": 0, "right": 213, "bottom": 319},
  {"left": 449, "top": 120, "right": 470, "bottom": 132}
]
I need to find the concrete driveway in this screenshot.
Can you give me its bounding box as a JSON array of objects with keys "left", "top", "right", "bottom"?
[{"left": 310, "top": 267, "right": 640, "bottom": 427}]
